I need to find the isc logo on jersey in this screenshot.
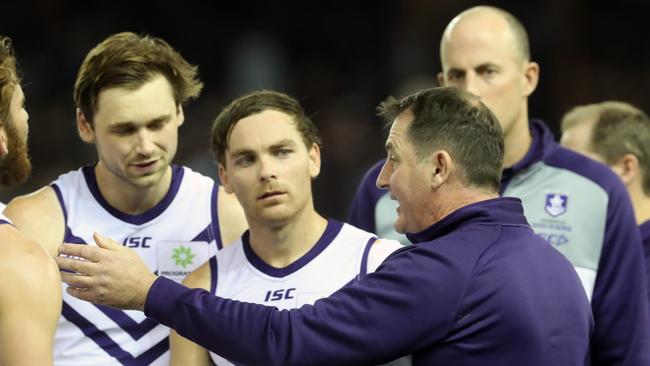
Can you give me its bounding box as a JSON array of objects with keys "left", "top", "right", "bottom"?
[
  {"left": 123, "top": 236, "right": 152, "bottom": 248},
  {"left": 264, "top": 288, "right": 296, "bottom": 302}
]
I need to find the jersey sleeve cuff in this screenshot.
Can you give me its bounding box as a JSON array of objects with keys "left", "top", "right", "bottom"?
[{"left": 144, "top": 276, "right": 189, "bottom": 324}]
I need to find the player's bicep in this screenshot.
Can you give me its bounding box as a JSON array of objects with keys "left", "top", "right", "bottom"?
[
  {"left": 171, "top": 259, "right": 214, "bottom": 365},
  {"left": 170, "top": 329, "right": 213, "bottom": 366},
  {"left": 183, "top": 260, "right": 212, "bottom": 291},
  {"left": 0, "top": 252, "right": 61, "bottom": 365}
]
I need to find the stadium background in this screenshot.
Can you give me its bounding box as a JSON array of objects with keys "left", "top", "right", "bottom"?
[{"left": 1, "top": 0, "right": 648, "bottom": 220}]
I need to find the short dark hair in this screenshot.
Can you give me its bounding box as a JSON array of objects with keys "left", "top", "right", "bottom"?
[
  {"left": 562, "top": 101, "right": 650, "bottom": 195},
  {"left": 378, "top": 87, "right": 504, "bottom": 192},
  {"left": 210, "top": 90, "right": 321, "bottom": 166},
  {"left": 74, "top": 32, "right": 203, "bottom": 124},
  {"left": 0, "top": 35, "right": 19, "bottom": 128}
]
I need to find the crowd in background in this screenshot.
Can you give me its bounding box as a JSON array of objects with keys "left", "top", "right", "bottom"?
[{"left": 2, "top": 0, "right": 648, "bottom": 219}]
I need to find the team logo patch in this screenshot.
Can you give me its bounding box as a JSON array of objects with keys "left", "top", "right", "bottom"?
[
  {"left": 157, "top": 241, "right": 210, "bottom": 283},
  {"left": 172, "top": 246, "right": 195, "bottom": 268},
  {"left": 545, "top": 193, "right": 568, "bottom": 217}
]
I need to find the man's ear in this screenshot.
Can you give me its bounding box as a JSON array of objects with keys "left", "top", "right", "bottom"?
[
  {"left": 308, "top": 143, "right": 321, "bottom": 179},
  {"left": 437, "top": 71, "right": 446, "bottom": 86},
  {"left": 431, "top": 150, "right": 453, "bottom": 190},
  {"left": 523, "top": 61, "right": 540, "bottom": 97},
  {"left": 77, "top": 109, "right": 95, "bottom": 143},
  {"left": 177, "top": 105, "right": 185, "bottom": 127},
  {"left": 611, "top": 153, "right": 639, "bottom": 186},
  {"left": 218, "top": 163, "right": 234, "bottom": 194}
]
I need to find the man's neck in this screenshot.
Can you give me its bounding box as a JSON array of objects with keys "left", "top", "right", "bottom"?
[
  {"left": 502, "top": 117, "right": 532, "bottom": 169},
  {"left": 431, "top": 187, "right": 499, "bottom": 226},
  {"left": 94, "top": 163, "right": 173, "bottom": 215},
  {"left": 629, "top": 184, "right": 650, "bottom": 226},
  {"left": 247, "top": 207, "right": 328, "bottom": 269}
]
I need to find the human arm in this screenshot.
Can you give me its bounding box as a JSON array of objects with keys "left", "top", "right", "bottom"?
[
  {"left": 144, "top": 247, "right": 463, "bottom": 366},
  {"left": 169, "top": 261, "right": 213, "bottom": 366},
  {"left": 590, "top": 186, "right": 650, "bottom": 366},
  {"left": 0, "top": 227, "right": 62, "bottom": 365},
  {"left": 4, "top": 186, "right": 65, "bottom": 257},
  {"left": 56, "top": 238, "right": 463, "bottom": 365}
]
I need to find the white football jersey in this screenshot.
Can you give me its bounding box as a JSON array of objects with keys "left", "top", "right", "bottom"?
[
  {"left": 208, "top": 219, "right": 403, "bottom": 365},
  {"left": 52, "top": 165, "right": 223, "bottom": 365}
]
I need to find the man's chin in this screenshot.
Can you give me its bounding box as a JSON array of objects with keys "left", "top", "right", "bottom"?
[{"left": 394, "top": 220, "right": 408, "bottom": 235}]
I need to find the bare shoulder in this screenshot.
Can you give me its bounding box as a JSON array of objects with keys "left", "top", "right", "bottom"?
[
  {"left": 4, "top": 186, "right": 65, "bottom": 257},
  {"left": 0, "top": 225, "right": 61, "bottom": 301},
  {"left": 182, "top": 259, "right": 212, "bottom": 291},
  {"left": 216, "top": 185, "right": 247, "bottom": 247}
]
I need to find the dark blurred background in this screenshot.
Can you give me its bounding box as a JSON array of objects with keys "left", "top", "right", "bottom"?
[{"left": 1, "top": 0, "right": 649, "bottom": 220}]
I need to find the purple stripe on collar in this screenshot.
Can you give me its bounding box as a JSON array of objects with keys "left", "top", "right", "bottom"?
[
  {"left": 242, "top": 219, "right": 343, "bottom": 278},
  {"left": 82, "top": 164, "right": 184, "bottom": 225}
]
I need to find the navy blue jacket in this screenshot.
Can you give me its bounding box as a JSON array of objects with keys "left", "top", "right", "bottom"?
[
  {"left": 349, "top": 120, "right": 650, "bottom": 366},
  {"left": 146, "top": 198, "right": 592, "bottom": 366}
]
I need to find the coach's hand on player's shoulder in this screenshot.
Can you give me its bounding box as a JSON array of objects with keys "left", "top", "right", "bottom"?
[{"left": 55, "top": 233, "right": 158, "bottom": 312}]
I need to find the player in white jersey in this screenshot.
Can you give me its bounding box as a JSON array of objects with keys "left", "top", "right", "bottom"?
[
  {"left": 4, "top": 32, "right": 247, "bottom": 365},
  {"left": 0, "top": 35, "right": 61, "bottom": 366},
  {"left": 168, "top": 90, "right": 406, "bottom": 366}
]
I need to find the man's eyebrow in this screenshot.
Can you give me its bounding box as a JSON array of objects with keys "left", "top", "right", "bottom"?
[
  {"left": 269, "top": 139, "right": 297, "bottom": 149},
  {"left": 110, "top": 114, "right": 172, "bottom": 128},
  {"left": 228, "top": 148, "right": 254, "bottom": 158}
]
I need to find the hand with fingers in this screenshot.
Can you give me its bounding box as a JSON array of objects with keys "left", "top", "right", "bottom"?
[{"left": 55, "top": 232, "right": 158, "bottom": 311}]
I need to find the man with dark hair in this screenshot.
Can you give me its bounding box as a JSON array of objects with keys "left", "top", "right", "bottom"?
[
  {"left": 0, "top": 34, "right": 61, "bottom": 366},
  {"left": 349, "top": 6, "right": 650, "bottom": 365},
  {"left": 58, "top": 87, "right": 592, "bottom": 366},
  {"left": 561, "top": 101, "right": 650, "bottom": 302},
  {"left": 169, "top": 89, "right": 403, "bottom": 365},
  {"left": 4, "top": 32, "right": 247, "bottom": 365}
]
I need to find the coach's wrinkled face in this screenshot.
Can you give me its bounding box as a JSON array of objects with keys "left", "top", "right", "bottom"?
[
  {"left": 0, "top": 84, "right": 31, "bottom": 186},
  {"left": 219, "top": 109, "right": 321, "bottom": 225},
  {"left": 376, "top": 110, "right": 434, "bottom": 234}
]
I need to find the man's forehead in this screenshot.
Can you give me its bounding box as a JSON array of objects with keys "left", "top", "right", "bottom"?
[
  {"left": 386, "top": 111, "right": 414, "bottom": 148},
  {"left": 441, "top": 15, "right": 522, "bottom": 65}
]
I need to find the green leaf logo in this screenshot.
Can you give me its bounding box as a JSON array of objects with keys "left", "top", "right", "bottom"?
[{"left": 171, "top": 245, "right": 194, "bottom": 268}]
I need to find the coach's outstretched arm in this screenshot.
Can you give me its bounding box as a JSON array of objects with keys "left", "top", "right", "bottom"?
[{"left": 57, "top": 233, "right": 456, "bottom": 365}]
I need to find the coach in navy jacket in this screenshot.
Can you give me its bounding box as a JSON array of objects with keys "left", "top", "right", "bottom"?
[{"left": 57, "top": 87, "right": 593, "bottom": 366}]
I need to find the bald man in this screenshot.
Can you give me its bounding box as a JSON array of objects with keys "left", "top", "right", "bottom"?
[{"left": 348, "top": 6, "right": 649, "bottom": 366}]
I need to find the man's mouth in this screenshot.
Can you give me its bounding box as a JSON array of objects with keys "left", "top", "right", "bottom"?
[
  {"left": 132, "top": 160, "right": 157, "bottom": 168},
  {"left": 258, "top": 191, "right": 284, "bottom": 200}
]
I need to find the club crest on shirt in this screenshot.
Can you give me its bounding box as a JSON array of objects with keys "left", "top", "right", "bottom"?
[
  {"left": 545, "top": 193, "right": 568, "bottom": 217},
  {"left": 157, "top": 241, "right": 210, "bottom": 283}
]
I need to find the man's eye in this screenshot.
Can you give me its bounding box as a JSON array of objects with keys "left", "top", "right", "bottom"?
[
  {"left": 236, "top": 156, "right": 254, "bottom": 166},
  {"left": 277, "top": 149, "right": 292, "bottom": 158}
]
